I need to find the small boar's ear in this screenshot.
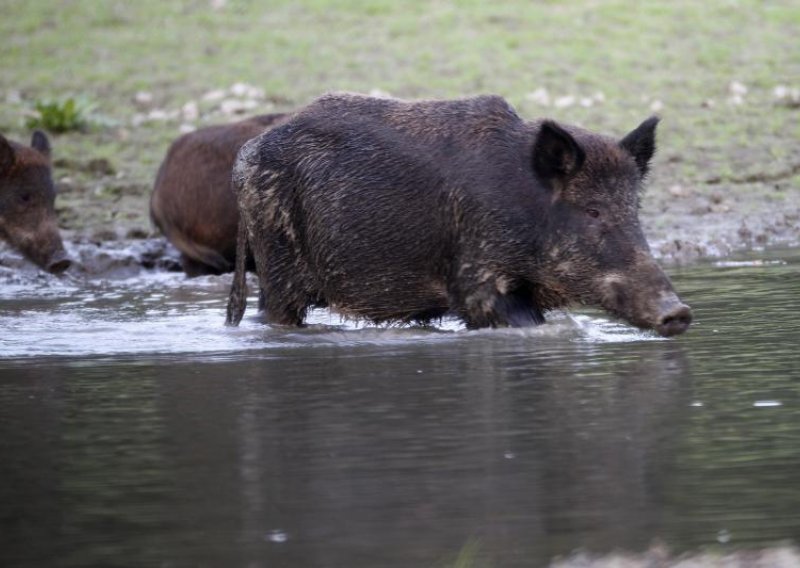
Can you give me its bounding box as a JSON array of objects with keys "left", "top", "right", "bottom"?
[
  {"left": 31, "top": 130, "right": 51, "bottom": 159},
  {"left": 0, "top": 133, "right": 15, "bottom": 174},
  {"left": 532, "top": 120, "right": 585, "bottom": 185},
  {"left": 620, "top": 116, "right": 659, "bottom": 177}
]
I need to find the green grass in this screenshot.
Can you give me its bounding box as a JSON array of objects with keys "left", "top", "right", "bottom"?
[
  {"left": 0, "top": 0, "right": 798, "bottom": 235},
  {"left": 24, "top": 96, "right": 98, "bottom": 132},
  {"left": 438, "top": 538, "right": 485, "bottom": 568}
]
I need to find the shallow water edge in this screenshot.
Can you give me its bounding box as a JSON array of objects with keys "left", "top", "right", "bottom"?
[{"left": 1, "top": 248, "right": 798, "bottom": 568}]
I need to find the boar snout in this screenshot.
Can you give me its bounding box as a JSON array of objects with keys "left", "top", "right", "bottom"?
[
  {"left": 46, "top": 249, "right": 72, "bottom": 274},
  {"left": 601, "top": 271, "right": 692, "bottom": 337},
  {"left": 7, "top": 224, "right": 72, "bottom": 275},
  {"left": 654, "top": 294, "right": 692, "bottom": 337}
]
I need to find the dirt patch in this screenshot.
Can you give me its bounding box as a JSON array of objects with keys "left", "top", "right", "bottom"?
[
  {"left": 705, "top": 162, "right": 800, "bottom": 185},
  {"left": 638, "top": 143, "right": 800, "bottom": 263},
  {"left": 642, "top": 181, "right": 800, "bottom": 263}
]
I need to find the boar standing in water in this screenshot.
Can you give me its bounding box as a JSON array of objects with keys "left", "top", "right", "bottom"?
[
  {"left": 150, "top": 113, "right": 287, "bottom": 276},
  {"left": 227, "top": 94, "right": 692, "bottom": 337},
  {"left": 0, "top": 131, "right": 71, "bottom": 274}
]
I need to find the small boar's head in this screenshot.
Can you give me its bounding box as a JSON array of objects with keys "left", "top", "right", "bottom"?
[
  {"left": 531, "top": 117, "right": 691, "bottom": 337},
  {"left": 0, "top": 131, "right": 71, "bottom": 274}
]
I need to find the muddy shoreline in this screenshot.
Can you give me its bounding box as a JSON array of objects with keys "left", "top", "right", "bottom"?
[
  {"left": 643, "top": 185, "right": 800, "bottom": 263},
  {"left": 2, "top": 189, "right": 799, "bottom": 280},
  {"left": 5, "top": 85, "right": 797, "bottom": 279}
]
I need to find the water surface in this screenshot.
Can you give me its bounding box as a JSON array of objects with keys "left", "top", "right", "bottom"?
[{"left": 1, "top": 248, "right": 798, "bottom": 567}]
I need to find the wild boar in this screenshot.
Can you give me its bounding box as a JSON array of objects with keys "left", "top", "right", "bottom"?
[
  {"left": 150, "top": 113, "right": 287, "bottom": 276},
  {"left": 226, "top": 94, "right": 691, "bottom": 337},
  {"left": 0, "top": 130, "right": 71, "bottom": 274}
]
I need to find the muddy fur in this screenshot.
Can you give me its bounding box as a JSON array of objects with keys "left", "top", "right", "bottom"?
[
  {"left": 0, "top": 130, "right": 71, "bottom": 273},
  {"left": 150, "top": 113, "right": 288, "bottom": 276},
  {"left": 227, "top": 93, "right": 691, "bottom": 335}
]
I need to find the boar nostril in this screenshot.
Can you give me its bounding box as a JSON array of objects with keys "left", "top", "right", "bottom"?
[
  {"left": 656, "top": 304, "right": 692, "bottom": 337},
  {"left": 47, "top": 258, "right": 72, "bottom": 274}
]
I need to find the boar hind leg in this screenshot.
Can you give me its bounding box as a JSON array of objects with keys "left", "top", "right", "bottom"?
[
  {"left": 259, "top": 286, "right": 309, "bottom": 327},
  {"left": 259, "top": 273, "right": 310, "bottom": 326},
  {"left": 251, "top": 230, "right": 313, "bottom": 326}
]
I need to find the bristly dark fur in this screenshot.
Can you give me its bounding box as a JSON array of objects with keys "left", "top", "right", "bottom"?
[{"left": 227, "top": 93, "right": 690, "bottom": 336}]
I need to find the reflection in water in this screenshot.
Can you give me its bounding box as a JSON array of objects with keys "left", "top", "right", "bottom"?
[
  {"left": 662, "top": 251, "right": 800, "bottom": 551},
  {"left": 1, "top": 249, "right": 799, "bottom": 566}
]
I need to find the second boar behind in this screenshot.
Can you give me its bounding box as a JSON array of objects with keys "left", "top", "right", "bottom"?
[{"left": 150, "top": 113, "right": 287, "bottom": 276}]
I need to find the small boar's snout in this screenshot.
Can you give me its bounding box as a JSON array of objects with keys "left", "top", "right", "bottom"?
[
  {"left": 46, "top": 250, "right": 72, "bottom": 274},
  {"left": 655, "top": 299, "right": 692, "bottom": 337}
]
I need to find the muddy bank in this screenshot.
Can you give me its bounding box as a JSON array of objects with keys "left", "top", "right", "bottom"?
[
  {"left": 642, "top": 180, "right": 800, "bottom": 262},
  {"left": 5, "top": 81, "right": 793, "bottom": 277},
  {"left": 0, "top": 236, "right": 181, "bottom": 281},
  {"left": 3, "top": 138, "right": 800, "bottom": 278},
  {"left": 2, "top": 191, "right": 799, "bottom": 281}
]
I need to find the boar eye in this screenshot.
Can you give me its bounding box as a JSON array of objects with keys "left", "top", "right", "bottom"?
[
  {"left": 586, "top": 208, "right": 601, "bottom": 219},
  {"left": 19, "top": 192, "right": 32, "bottom": 204}
]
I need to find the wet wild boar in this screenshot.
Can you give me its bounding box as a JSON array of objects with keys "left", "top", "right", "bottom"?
[
  {"left": 150, "top": 113, "right": 287, "bottom": 276},
  {"left": 226, "top": 94, "right": 692, "bottom": 337},
  {"left": 0, "top": 130, "right": 71, "bottom": 274}
]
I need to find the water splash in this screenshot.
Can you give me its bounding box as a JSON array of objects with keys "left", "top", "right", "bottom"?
[{"left": 0, "top": 270, "right": 667, "bottom": 359}]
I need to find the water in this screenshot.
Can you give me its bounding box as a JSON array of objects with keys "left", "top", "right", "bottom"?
[{"left": 1, "top": 248, "right": 799, "bottom": 567}]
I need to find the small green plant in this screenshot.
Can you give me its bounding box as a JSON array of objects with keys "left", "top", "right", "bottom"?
[
  {"left": 438, "top": 539, "right": 486, "bottom": 568},
  {"left": 25, "top": 96, "right": 97, "bottom": 133}
]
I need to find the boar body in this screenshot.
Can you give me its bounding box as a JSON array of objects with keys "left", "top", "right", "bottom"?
[
  {"left": 150, "top": 114, "right": 287, "bottom": 276},
  {"left": 227, "top": 95, "right": 691, "bottom": 337},
  {"left": 0, "top": 131, "right": 71, "bottom": 274}
]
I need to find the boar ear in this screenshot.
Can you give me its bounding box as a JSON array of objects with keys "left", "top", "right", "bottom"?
[
  {"left": 0, "top": 134, "right": 15, "bottom": 174},
  {"left": 31, "top": 130, "right": 51, "bottom": 158},
  {"left": 532, "top": 121, "right": 585, "bottom": 184},
  {"left": 620, "top": 116, "right": 659, "bottom": 177}
]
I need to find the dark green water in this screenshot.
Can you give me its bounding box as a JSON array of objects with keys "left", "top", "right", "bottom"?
[{"left": 1, "top": 248, "right": 798, "bottom": 567}]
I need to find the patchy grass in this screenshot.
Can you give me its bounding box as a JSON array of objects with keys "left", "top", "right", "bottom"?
[{"left": 0, "top": 0, "right": 798, "bottom": 246}]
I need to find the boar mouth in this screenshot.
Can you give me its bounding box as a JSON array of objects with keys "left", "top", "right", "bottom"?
[
  {"left": 11, "top": 239, "right": 72, "bottom": 274},
  {"left": 600, "top": 278, "right": 692, "bottom": 337},
  {"left": 609, "top": 301, "right": 692, "bottom": 337},
  {"left": 5, "top": 224, "right": 72, "bottom": 275}
]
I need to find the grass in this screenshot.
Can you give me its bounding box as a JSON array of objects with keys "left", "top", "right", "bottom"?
[
  {"left": 438, "top": 539, "right": 485, "bottom": 568},
  {"left": 24, "top": 96, "right": 98, "bottom": 132},
  {"left": 0, "top": 0, "right": 798, "bottom": 237}
]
